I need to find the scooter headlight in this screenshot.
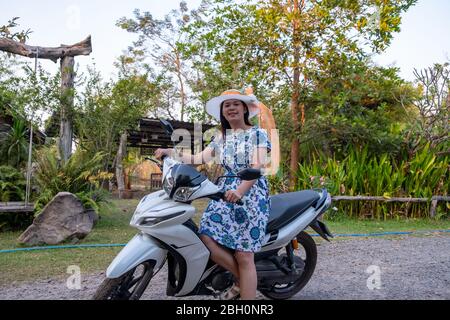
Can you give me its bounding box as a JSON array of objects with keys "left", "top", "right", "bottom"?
[
  {"left": 173, "top": 186, "right": 200, "bottom": 202},
  {"left": 163, "top": 171, "right": 174, "bottom": 195}
]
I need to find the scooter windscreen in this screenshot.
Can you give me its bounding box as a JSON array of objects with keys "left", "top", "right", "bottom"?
[{"left": 163, "top": 162, "right": 207, "bottom": 202}]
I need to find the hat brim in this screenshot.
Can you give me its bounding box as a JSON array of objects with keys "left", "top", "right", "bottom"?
[{"left": 206, "top": 94, "right": 260, "bottom": 121}]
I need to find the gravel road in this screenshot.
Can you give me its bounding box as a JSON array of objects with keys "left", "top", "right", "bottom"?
[{"left": 1, "top": 234, "right": 449, "bottom": 300}]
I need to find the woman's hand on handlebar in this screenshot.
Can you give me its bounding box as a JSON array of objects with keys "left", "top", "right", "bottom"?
[
  {"left": 154, "top": 148, "right": 173, "bottom": 160},
  {"left": 224, "top": 190, "right": 243, "bottom": 204}
]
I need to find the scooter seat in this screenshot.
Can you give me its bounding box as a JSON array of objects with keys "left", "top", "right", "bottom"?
[{"left": 267, "top": 190, "right": 320, "bottom": 233}]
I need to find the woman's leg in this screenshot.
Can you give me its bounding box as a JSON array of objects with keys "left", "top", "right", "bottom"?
[
  {"left": 234, "top": 251, "right": 257, "bottom": 300},
  {"left": 200, "top": 234, "right": 240, "bottom": 282}
]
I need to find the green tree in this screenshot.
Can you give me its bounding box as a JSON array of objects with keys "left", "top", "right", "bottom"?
[
  {"left": 301, "top": 58, "right": 419, "bottom": 160},
  {"left": 116, "top": 1, "right": 211, "bottom": 121},
  {"left": 183, "top": 0, "right": 417, "bottom": 188},
  {"left": 405, "top": 63, "right": 449, "bottom": 156},
  {"left": 74, "top": 67, "right": 159, "bottom": 172}
]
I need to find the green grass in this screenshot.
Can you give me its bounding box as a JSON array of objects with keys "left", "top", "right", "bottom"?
[
  {"left": 0, "top": 199, "right": 448, "bottom": 286},
  {"left": 0, "top": 199, "right": 139, "bottom": 250},
  {"left": 0, "top": 199, "right": 139, "bottom": 286}
]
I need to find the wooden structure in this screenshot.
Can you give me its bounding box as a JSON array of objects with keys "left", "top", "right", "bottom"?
[
  {"left": 0, "top": 114, "right": 46, "bottom": 213},
  {"left": 0, "top": 35, "right": 93, "bottom": 162},
  {"left": 0, "top": 34, "right": 92, "bottom": 208},
  {"left": 124, "top": 118, "right": 220, "bottom": 192},
  {"left": 127, "top": 118, "right": 217, "bottom": 154},
  {"left": 0, "top": 202, "right": 34, "bottom": 213}
]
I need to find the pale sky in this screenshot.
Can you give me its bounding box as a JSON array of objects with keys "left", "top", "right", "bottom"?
[{"left": 1, "top": 0, "right": 449, "bottom": 82}]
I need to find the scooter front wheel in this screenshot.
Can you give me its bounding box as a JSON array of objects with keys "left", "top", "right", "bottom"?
[{"left": 93, "top": 261, "right": 155, "bottom": 300}]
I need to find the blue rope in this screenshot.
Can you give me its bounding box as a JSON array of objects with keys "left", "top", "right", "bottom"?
[
  {"left": 0, "top": 229, "right": 449, "bottom": 254},
  {"left": 0, "top": 243, "right": 126, "bottom": 254}
]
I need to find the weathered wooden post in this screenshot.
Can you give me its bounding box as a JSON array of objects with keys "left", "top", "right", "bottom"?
[
  {"left": 60, "top": 56, "right": 75, "bottom": 162},
  {"left": 0, "top": 36, "right": 92, "bottom": 161},
  {"left": 115, "top": 132, "right": 128, "bottom": 199}
]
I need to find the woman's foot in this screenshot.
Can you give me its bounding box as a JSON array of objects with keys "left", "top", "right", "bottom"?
[{"left": 219, "top": 283, "right": 240, "bottom": 300}]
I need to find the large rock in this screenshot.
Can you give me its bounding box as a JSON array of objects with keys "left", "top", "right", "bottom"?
[{"left": 18, "top": 192, "right": 94, "bottom": 246}]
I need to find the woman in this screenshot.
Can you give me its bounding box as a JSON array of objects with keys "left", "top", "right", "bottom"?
[{"left": 155, "top": 89, "right": 271, "bottom": 300}]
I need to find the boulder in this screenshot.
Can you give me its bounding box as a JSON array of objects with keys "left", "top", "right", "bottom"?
[{"left": 18, "top": 192, "right": 94, "bottom": 246}]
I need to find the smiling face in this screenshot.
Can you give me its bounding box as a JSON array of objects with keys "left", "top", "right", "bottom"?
[{"left": 221, "top": 99, "right": 247, "bottom": 123}]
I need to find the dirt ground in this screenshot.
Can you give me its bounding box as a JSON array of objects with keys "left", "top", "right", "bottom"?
[{"left": 0, "top": 234, "right": 449, "bottom": 300}]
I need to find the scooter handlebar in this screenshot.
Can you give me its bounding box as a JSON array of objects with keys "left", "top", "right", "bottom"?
[
  {"left": 212, "top": 191, "right": 243, "bottom": 206},
  {"left": 147, "top": 155, "right": 244, "bottom": 205}
]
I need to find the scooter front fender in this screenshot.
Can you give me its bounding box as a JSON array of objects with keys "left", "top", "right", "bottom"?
[{"left": 106, "top": 233, "right": 167, "bottom": 279}]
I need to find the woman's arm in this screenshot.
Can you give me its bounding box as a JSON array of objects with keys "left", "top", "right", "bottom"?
[
  {"left": 175, "top": 145, "right": 216, "bottom": 165},
  {"left": 225, "top": 146, "right": 269, "bottom": 203},
  {"left": 154, "top": 145, "right": 216, "bottom": 166}
]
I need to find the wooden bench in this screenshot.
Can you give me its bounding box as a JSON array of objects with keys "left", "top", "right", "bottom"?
[{"left": 0, "top": 202, "right": 34, "bottom": 213}]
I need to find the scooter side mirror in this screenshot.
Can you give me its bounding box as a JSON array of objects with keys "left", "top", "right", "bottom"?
[
  {"left": 160, "top": 119, "right": 174, "bottom": 136},
  {"left": 237, "top": 168, "right": 262, "bottom": 181}
]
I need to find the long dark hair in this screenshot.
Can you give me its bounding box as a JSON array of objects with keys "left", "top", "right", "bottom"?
[{"left": 220, "top": 101, "right": 252, "bottom": 141}]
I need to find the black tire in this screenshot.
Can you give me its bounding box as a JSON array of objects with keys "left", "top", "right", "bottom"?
[
  {"left": 93, "top": 261, "right": 155, "bottom": 300},
  {"left": 260, "top": 231, "right": 317, "bottom": 300}
]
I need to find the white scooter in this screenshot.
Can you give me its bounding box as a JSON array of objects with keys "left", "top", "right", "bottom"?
[{"left": 93, "top": 120, "right": 333, "bottom": 300}]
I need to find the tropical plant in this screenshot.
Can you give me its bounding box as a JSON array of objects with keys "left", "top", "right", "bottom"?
[
  {"left": 0, "top": 165, "right": 34, "bottom": 232},
  {"left": 0, "top": 118, "right": 29, "bottom": 168},
  {"left": 33, "top": 146, "right": 113, "bottom": 215},
  {"left": 288, "top": 144, "right": 449, "bottom": 220},
  {"left": 0, "top": 165, "right": 26, "bottom": 202}
]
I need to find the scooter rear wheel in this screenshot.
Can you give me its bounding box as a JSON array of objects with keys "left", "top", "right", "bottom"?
[
  {"left": 259, "top": 231, "right": 317, "bottom": 300},
  {"left": 92, "top": 261, "right": 155, "bottom": 300}
]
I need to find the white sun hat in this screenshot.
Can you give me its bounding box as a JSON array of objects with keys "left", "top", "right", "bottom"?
[{"left": 205, "top": 89, "right": 260, "bottom": 121}]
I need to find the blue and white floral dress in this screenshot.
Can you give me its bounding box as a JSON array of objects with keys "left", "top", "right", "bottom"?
[{"left": 199, "top": 126, "right": 272, "bottom": 252}]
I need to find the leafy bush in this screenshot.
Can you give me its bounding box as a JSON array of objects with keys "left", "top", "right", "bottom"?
[
  {"left": 0, "top": 165, "right": 26, "bottom": 202},
  {"left": 0, "top": 166, "right": 31, "bottom": 231},
  {"left": 33, "top": 146, "right": 113, "bottom": 215},
  {"left": 273, "top": 144, "right": 449, "bottom": 220},
  {"left": 76, "top": 189, "right": 111, "bottom": 213}
]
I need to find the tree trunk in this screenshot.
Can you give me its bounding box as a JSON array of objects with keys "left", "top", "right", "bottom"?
[
  {"left": 0, "top": 36, "right": 92, "bottom": 163},
  {"left": 289, "top": 82, "right": 300, "bottom": 191},
  {"left": 116, "top": 132, "right": 127, "bottom": 199},
  {"left": 175, "top": 52, "right": 186, "bottom": 122},
  {"left": 289, "top": 0, "right": 302, "bottom": 190},
  {"left": 60, "top": 56, "right": 75, "bottom": 163}
]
